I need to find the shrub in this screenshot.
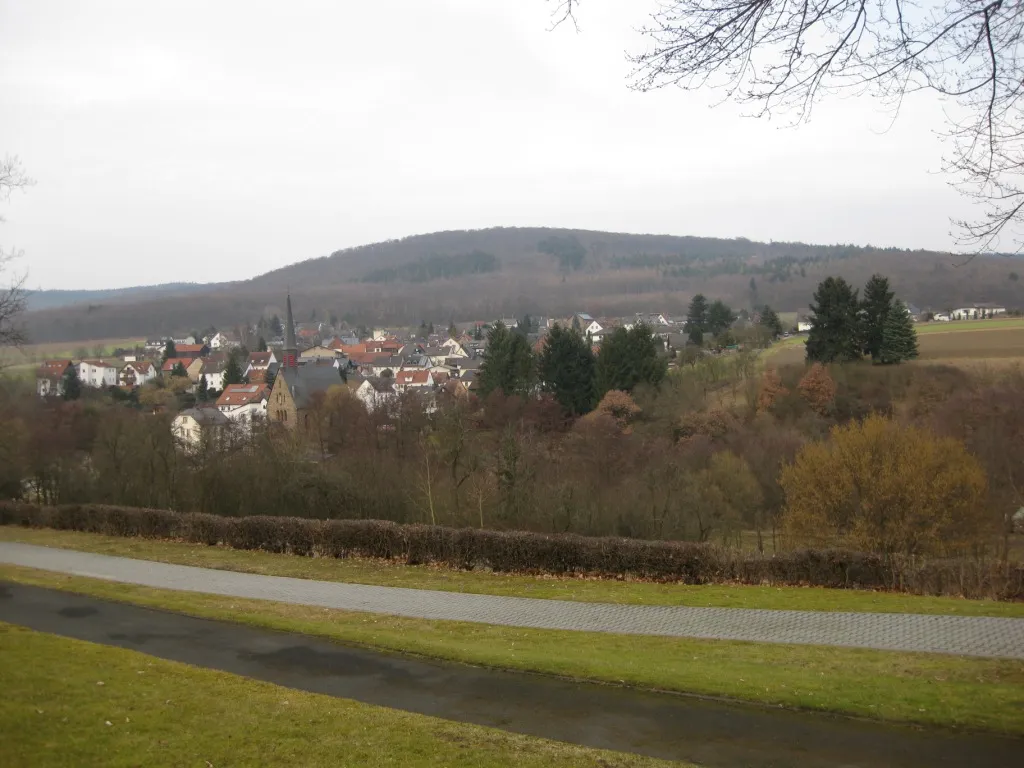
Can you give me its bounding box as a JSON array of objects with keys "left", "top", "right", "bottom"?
[
  {"left": 780, "top": 415, "right": 994, "bottom": 558},
  {"left": 1, "top": 501, "right": 1020, "bottom": 599},
  {"left": 797, "top": 363, "right": 836, "bottom": 416}
]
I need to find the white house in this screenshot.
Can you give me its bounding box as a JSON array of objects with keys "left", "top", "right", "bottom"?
[
  {"left": 172, "top": 408, "right": 229, "bottom": 448},
  {"left": 393, "top": 369, "right": 434, "bottom": 393},
  {"left": 36, "top": 360, "right": 74, "bottom": 397},
  {"left": 440, "top": 338, "right": 469, "bottom": 358},
  {"left": 355, "top": 378, "right": 397, "bottom": 411},
  {"left": 119, "top": 361, "right": 158, "bottom": 388},
  {"left": 78, "top": 359, "right": 120, "bottom": 388},
  {"left": 215, "top": 384, "right": 269, "bottom": 425},
  {"left": 245, "top": 351, "right": 279, "bottom": 379},
  {"left": 951, "top": 305, "right": 1007, "bottom": 320},
  {"left": 200, "top": 358, "right": 228, "bottom": 392},
  {"left": 932, "top": 312, "right": 952, "bottom": 322},
  {"left": 172, "top": 335, "right": 197, "bottom": 346},
  {"left": 207, "top": 332, "right": 230, "bottom": 349}
]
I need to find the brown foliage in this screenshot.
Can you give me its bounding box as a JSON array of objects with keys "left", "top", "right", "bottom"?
[
  {"left": 781, "top": 415, "right": 994, "bottom": 557},
  {"left": 755, "top": 368, "right": 788, "bottom": 414},
  {"left": 797, "top": 362, "right": 836, "bottom": 416}
]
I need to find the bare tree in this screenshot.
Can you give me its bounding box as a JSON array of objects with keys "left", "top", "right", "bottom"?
[
  {"left": 554, "top": 1, "right": 1024, "bottom": 251},
  {"left": 1, "top": 156, "right": 33, "bottom": 347}
]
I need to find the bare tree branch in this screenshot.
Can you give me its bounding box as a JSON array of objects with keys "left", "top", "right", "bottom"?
[
  {"left": 556, "top": 1, "right": 1024, "bottom": 253},
  {"left": 0, "top": 155, "right": 32, "bottom": 350}
]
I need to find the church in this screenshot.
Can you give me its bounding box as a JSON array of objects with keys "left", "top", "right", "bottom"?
[{"left": 268, "top": 294, "right": 345, "bottom": 430}]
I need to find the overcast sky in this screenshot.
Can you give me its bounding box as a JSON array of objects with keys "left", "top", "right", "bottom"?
[{"left": 1, "top": 0, "right": 967, "bottom": 290}]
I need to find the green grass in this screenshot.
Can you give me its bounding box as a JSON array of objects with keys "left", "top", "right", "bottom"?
[
  {"left": 4, "top": 564, "right": 1023, "bottom": 736},
  {"left": 0, "top": 623, "right": 675, "bottom": 768},
  {"left": 4, "top": 526, "right": 1022, "bottom": 617},
  {"left": 914, "top": 318, "right": 1024, "bottom": 335}
]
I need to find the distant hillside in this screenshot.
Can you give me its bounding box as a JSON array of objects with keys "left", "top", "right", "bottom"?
[
  {"left": 25, "top": 282, "right": 214, "bottom": 311},
  {"left": 20, "top": 227, "right": 1024, "bottom": 342}
]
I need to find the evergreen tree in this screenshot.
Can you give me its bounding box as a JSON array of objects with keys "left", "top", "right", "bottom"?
[
  {"left": 706, "top": 300, "right": 736, "bottom": 336},
  {"left": 162, "top": 340, "right": 176, "bottom": 363},
  {"left": 861, "top": 273, "right": 895, "bottom": 361},
  {"left": 269, "top": 314, "right": 283, "bottom": 336},
  {"left": 521, "top": 314, "right": 534, "bottom": 334},
  {"left": 686, "top": 294, "right": 709, "bottom": 345},
  {"left": 879, "top": 300, "right": 919, "bottom": 364},
  {"left": 806, "top": 277, "right": 862, "bottom": 363},
  {"left": 196, "top": 374, "right": 209, "bottom": 402},
  {"left": 428, "top": 322, "right": 435, "bottom": 335},
  {"left": 61, "top": 367, "right": 81, "bottom": 401},
  {"left": 478, "top": 323, "right": 535, "bottom": 397},
  {"left": 759, "top": 306, "right": 783, "bottom": 338},
  {"left": 596, "top": 322, "right": 668, "bottom": 395},
  {"left": 538, "top": 324, "right": 597, "bottom": 415},
  {"left": 473, "top": 325, "right": 482, "bottom": 340},
  {"left": 171, "top": 362, "right": 188, "bottom": 377},
  {"left": 223, "top": 351, "right": 245, "bottom": 386},
  {"left": 448, "top": 322, "right": 458, "bottom": 339},
  {"left": 265, "top": 367, "right": 276, "bottom": 389},
  {"left": 257, "top": 336, "right": 268, "bottom": 352}
]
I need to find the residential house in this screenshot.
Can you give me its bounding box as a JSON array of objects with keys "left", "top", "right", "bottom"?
[
  {"left": 199, "top": 357, "right": 229, "bottom": 392},
  {"left": 439, "top": 337, "right": 468, "bottom": 358},
  {"left": 931, "top": 312, "right": 952, "bottom": 322},
  {"left": 119, "top": 361, "right": 157, "bottom": 389},
  {"left": 161, "top": 357, "right": 197, "bottom": 377},
  {"left": 268, "top": 294, "right": 347, "bottom": 430},
  {"left": 299, "top": 344, "right": 341, "bottom": 361},
  {"left": 951, "top": 304, "right": 1008, "bottom": 320},
  {"left": 172, "top": 407, "right": 229, "bottom": 448},
  {"left": 245, "top": 351, "right": 278, "bottom": 379},
  {"left": 207, "top": 331, "right": 231, "bottom": 349},
  {"left": 355, "top": 378, "right": 397, "bottom": 411},
  {"left": 175, "top": 343, "right": 208, "bottom": 358},
  {"left": 78, "top": 359, "right": 121, "bottom": 388},
  {"left": 36, "top": 360, "right": 74, "bottom": 397},
  {"left": 216, "top": 383, "right": 269, "bottom": 424},
  {"left": 393, "top": 369, "right": 434, "bottom": 393},
  {"left": 172, "top": 335, "right": 197, "bottom": 346}
]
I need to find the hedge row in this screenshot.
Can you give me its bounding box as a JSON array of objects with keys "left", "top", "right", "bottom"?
[{"left": 2, "top": 501, "right": 1022, "bottom": 599}]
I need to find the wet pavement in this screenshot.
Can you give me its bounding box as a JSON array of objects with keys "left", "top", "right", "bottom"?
[{"left": 1, "top": 582, "right": 1022, "bottom": 767}]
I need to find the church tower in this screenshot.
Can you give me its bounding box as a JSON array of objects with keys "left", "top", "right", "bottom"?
[{"left": 282, "top": 293, "right": 298, "bottom": 369}]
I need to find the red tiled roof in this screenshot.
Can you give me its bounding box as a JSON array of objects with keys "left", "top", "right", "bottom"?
[
  {"left": 216, "top": 384, "right": 269, "bottom": 407},
  {"left": 175, "top": 344, "right": 205, "bottom": 356},
  {"left": 37, "top": 359, "right": 72, "bottom": 378},
  {"left": 161, "top": 357, "right": 197, "bottom": 372},
  {"left": 396, "top": 370, "right": 431, "bottom": 385}
]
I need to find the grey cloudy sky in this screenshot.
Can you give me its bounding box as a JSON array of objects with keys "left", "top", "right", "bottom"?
[{"left": 2, "top": 0, "right": 965, "bottom": 290}]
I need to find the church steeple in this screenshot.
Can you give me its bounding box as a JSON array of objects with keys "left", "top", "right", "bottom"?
[{"left": 283, "top": 292, "right": 298, "bottom": 369}]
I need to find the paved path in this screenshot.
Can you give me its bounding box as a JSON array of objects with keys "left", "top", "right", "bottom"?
[{"left": 2, "top": 542, "right": 1023, "bottom": 659}]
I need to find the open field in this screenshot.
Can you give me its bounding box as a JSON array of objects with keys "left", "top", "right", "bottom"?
[
  {"left": 4, "top": 527, "right": 1022, "bottom": 617},
  {"left": 0, "top": 337, "right": 143, "bottom": 368},
  {"left": 0, "top": 623, "right": 671, "bottom": 768},
  {"left": 3, "top": 564, "right": 1022, "bottom": 735},
  {"left": 763, "top": 322, "right": 1024, "bottom": 367}
]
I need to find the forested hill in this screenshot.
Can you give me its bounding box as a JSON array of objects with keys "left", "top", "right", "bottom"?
[{"left": 20, "top": 226, "right": 1024, "bottom": 343}]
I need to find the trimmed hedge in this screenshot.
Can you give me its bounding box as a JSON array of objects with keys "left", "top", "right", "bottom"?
[{"left": 2, "top": 501, "right": 1021, "bottom": 599}]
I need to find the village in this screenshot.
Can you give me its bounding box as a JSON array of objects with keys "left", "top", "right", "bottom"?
[{"left": 31, "top": 292, "right": 1011, "bottom": 451}]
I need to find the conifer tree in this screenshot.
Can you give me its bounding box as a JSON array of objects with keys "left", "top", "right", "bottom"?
[
  {"left": 61, "top": 367, "right": 81, "bottom": 400},
  {"left": 478, "top": 323, "right": 535, "bottom": 397},
  {"left": 861, "top": 274, "right": 895, "bottom": 361},
  {"left": 596, "top": 322, "right": 667, "bottom": 395},
  {"left": 223, "top": 352, "right": 245, "bottom": 386},
  {"left": 879, "top": 300, "right": 919, "bottom": 364},
  {"left": 538, "top": 324, "right": 597, "bottom": 415},
  {"left": 806, "top": 277, "right": 862, "bottom": 363},
  {"left": 686, "top": 294, "right": 708, "bottom": 345}
]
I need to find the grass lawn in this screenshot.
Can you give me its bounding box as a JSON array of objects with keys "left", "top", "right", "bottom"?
[
  {"left": 3, "top": 564, "right": 1023, "bottom": 736},
  {"left": 914, "top": 318, "right": 1024, "bottom": 335},
  {"left": 3, "top": 526, "right": 1022, "bottom": 618},
  {"left": 0, "top": 623, "right": 675, "bottom": 768}
]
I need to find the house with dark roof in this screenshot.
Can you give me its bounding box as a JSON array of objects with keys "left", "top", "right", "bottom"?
[{"left": 172, "top": 407, "right": 230, "bottom": 448}]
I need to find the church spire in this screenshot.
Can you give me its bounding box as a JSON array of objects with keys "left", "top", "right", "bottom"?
[{"left": 283, "top": 292, "right": 298, "bottom": 368}]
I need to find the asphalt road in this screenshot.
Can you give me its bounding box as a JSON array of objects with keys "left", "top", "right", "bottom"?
[{"left": 2, "top": 583, "right": 1022, "bottom": 768}]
